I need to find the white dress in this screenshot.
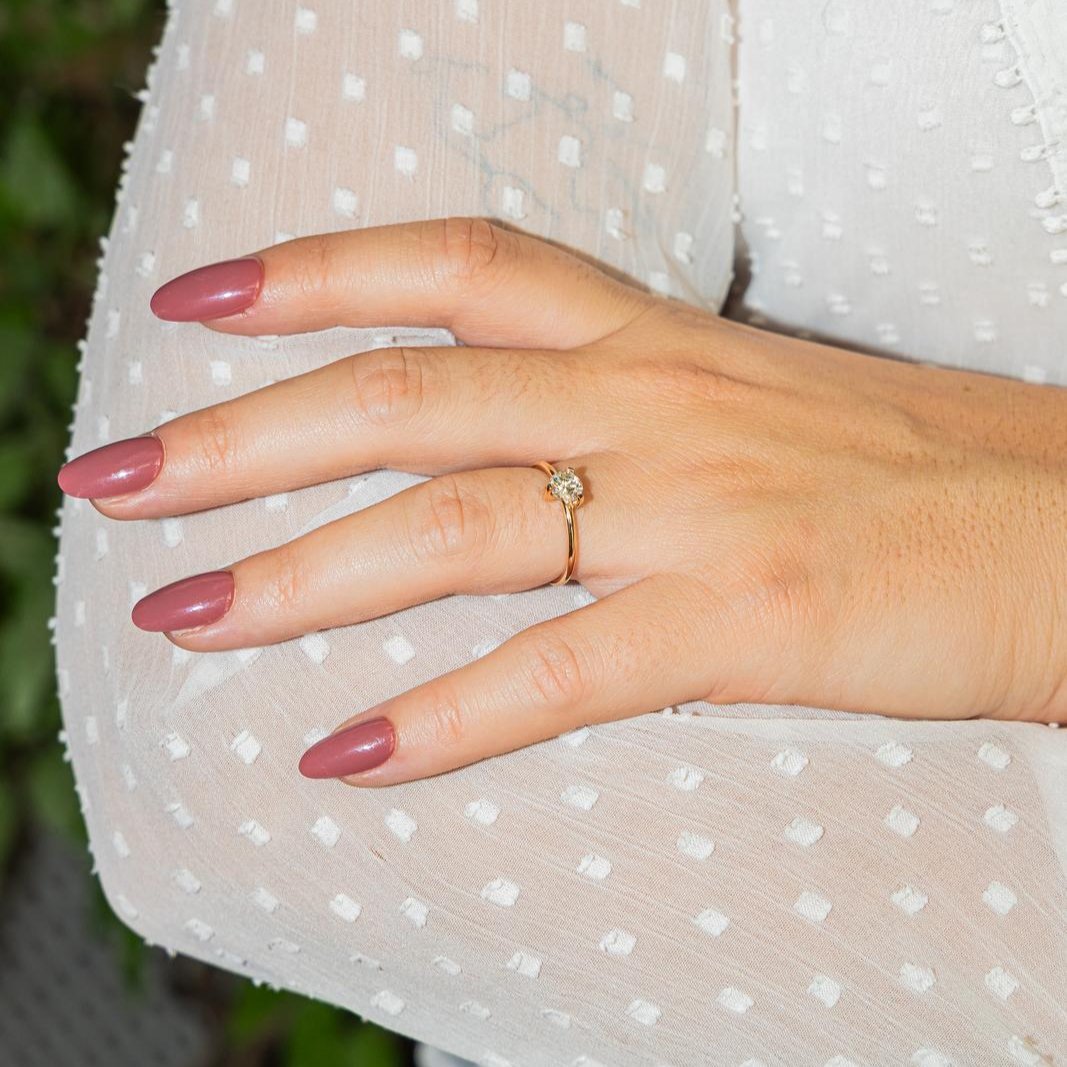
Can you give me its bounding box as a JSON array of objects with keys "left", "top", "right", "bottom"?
[{"left": 55, "top": 1, "right": 1067, "bottom": 1064}]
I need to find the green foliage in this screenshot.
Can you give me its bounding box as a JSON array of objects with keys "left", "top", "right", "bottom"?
[
  {"left": 288, "top": 1002, "right": 405, "bottom": 1067},
  {"left": 230, "top": 984, "right": 405, "bottom": 1065},
  {"left": 0, "top": 0, "right": 162, "bottom": 896},
  {"left": 25, "top": 746, "right": 83, "bottom": 839},
  {"left": 0, "top": 516, "right": 59, "bottom": 744},
  {"left": 1, "top": 114, "right": 80, "bottom": 227},
  {"left": 0, "top": 780, "right": 15, "bottom": 871},
  {"left": 0, "top": 2, "right": 409, "bottom": 1063}
]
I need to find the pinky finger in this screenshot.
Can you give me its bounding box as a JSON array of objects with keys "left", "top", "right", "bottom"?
[{"left": 298, "top": 573, "right": 723, "bottom": 787}]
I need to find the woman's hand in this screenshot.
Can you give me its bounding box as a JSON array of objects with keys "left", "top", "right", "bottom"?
[{"left": 57, "top": 218, "right": 1067, "bottom": 785}]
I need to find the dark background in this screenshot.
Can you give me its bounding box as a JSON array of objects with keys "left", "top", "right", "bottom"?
[{"left": 0, "top": 2, "right": 413, "bottom": 1063}]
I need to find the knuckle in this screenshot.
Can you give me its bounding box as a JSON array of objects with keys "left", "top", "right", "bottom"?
[
  {"left": 294, "top": 233, "right": 336, "bottom": 299},
  {"left": 699, "top": 452, "right": 776, "bottom": 506},
  {"left": 701, "top": 664, "right": 760, "bottom": 707},
  {"left": 517, "top": 629, "right": 590, "bottom": 709},
  {"left": 628, "top": 357, "right": 749, "bottom": 408},
  {"left": 348, "top": 346, "right": 427, "bottom": 427},
  {"left": 190, "top": 404, "right": 242, "bottom": 476},
  {"left": 408, "top": 474, "right": 492, "bottom": 563},
  {"left": 260, "top": 541, "right": 313, "bottom": 614},
  {"left": 434, "top": 216, "right": 506, "bottom": 291},
  {"left": 729, "top": 540, "right": 820, "bottom": 637},
  {"left": 423, "top": 691, "right": 468, "bottom": 749}
]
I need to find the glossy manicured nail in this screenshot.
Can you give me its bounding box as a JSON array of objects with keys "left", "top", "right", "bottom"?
[
  {"left": 57, "top": 435, "right": 164, "bottom": 499},
  {"left": 150, "top": 255, "right": 263, "bottom": 321},
  {"left": 132, "top": 570, "right": 235, "bottom": 632},
  {"left": 298, "top": 716, "right": 396, "bottom": 779}
]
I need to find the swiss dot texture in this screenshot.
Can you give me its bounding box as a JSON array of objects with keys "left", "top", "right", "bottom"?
[{"left": 54, "top": 1, "right": 1067, "bottom": 1066}]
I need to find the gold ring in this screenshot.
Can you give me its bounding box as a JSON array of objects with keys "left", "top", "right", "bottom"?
[{"left": 532, "top": 461, "right": 585, "bottom": 585}]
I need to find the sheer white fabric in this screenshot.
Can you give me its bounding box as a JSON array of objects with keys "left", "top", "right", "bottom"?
[{"left": 55, "top": 2, "right": 1067, "bottom": 1065}]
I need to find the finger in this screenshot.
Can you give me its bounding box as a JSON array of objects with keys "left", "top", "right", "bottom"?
[
  {"left": 295, "top": 572, "right": 731, "bottom": 786},
  {"left": 149, "top": 216, "right": 653, "bottom": 349},
  {"left": 58, "top": 345, "right": 612, "bottom": 518},
  {"left": 130, "top": 461, "right": 617, "bottom": 649}
]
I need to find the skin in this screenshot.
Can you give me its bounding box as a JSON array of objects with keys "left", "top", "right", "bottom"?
[{"left": 76, "top": 216, "right": 1067, "bottom": 786}]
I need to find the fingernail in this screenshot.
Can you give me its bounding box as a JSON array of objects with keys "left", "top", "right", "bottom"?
[
  {"left": 150, "top": 255, "right": 263, "bottom": 321},
  {"left": 132, "top": 570, "right": 235, "bottom": 632},
  {"left": 298, "top": 716, "right": 396, "bottom": 779},
  {"left": 57, "top": 434, "right": 164, "bottom": 499}
]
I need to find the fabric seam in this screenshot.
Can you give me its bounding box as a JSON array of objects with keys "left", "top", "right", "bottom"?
[{"left": 994, "top": 0, "right": 1067, "bottom": 292}]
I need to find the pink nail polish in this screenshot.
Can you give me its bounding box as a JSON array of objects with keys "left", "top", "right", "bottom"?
[
  {"left": 132, "top": 571, "right": 235, "bottom": 632},
  {"left": 150, "top": 255, "right": 263, "bottom": 321},
  {"left": 57, "top": 435, "right": 164, "bottom": 499},
  {"left": 298, "top": 716, "right": 396, "bottom": 779}
]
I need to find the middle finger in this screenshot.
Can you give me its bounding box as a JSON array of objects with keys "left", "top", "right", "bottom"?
[{"left": 57, "top": 343, "right": 612, "bottom": 519}]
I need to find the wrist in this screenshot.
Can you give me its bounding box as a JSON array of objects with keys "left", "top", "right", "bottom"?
[{"left": 999, "top": 388, "right": 1067, "bottom": 724}]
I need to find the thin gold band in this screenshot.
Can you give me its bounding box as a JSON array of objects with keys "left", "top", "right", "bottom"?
[{"left": 533, "top": 460, "right": 583, "bottom": 585}]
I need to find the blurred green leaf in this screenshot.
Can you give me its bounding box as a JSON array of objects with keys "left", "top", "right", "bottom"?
[
  {"left": 26, "top": 746, "right": 81, "bottom": 839},
  {"left": 229, "top": 981, "right": 297, "bottom": 1044},
  {"left": 0, "top": 113, "right": 79, "bottom": 227},
  {"left": 42, "top": 339, "right": 80, "bottom": 407},
  {"left": 0, "top": 779, "right": 17, "bottom": 872},
  {"left": 118, "top": 916, "right": 149, "bottom": 987},
  {"left": 106, "top": 0, "right": 155, "bottom": 28},
  {"left": 346, "top": 1023, "right": 405, "bottom": 1066},
  {"left": 0, "top": 649, "right": 53, "bottom": 740},
  {"left": 0, "top": 320, "right": 33, "bottom": 423},
  {"left": 0, "top": 515, "right": 54, "bottom": 573},
  {"left": 287, "top": 1001, "right": 348, "bottom": 1066},
  {"left": 229, "top": 984, "right": 404, "bottom": 1066},
  {"left": 0, "top": 518, "right": 56, "bottom": 742},
  {"left": 287, "top": 1001, "right": 403, "bottom": 1067},
  {"left": 0, "top": 610, "right": 55, "bottom": 741},
  {"left": 0, "top": 437, "right": 36, "bottom": 510}
]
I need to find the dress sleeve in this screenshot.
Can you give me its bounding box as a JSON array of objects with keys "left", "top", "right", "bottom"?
[{"left": 53, "top": 1, "right": 1066, "bottom": 1065}]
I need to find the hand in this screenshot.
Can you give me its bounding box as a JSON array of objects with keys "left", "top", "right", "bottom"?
[{"left": 57, "top": 217, "right": 1067, "bottom": 786}]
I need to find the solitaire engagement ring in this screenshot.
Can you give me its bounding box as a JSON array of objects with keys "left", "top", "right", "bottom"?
[{"left": 532, "top": 461, "right": 585, "bottom": 585}]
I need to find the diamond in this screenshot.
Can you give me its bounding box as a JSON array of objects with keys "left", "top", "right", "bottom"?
[{"left": 547, "top": 467, "right": 584, "bottom": 506}]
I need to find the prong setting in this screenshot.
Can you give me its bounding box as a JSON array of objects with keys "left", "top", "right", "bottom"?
[{"left": 546, "top": 466, "right": 584, "bottom": 507}]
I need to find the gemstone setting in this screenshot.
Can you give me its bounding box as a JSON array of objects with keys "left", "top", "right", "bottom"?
[{"left": 547, "top": 467, "right": 584, "bottom": 506}]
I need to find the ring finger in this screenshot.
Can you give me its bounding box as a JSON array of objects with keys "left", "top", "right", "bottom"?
[{"left": 129, "top": 456, "right": 624, "bottom": 651}]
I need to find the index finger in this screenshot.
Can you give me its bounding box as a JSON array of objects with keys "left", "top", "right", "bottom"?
[{"left": 149, "top": 216, "right": 651, "bottom": 349}]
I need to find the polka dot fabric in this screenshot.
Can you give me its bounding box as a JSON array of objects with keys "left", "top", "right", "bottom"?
[
  {"left": 729, "top": 0, "right": 1067, "bottom": 382},
  {"left": 54, "top": 1, "right": 1066, "bottom": 1064}
]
